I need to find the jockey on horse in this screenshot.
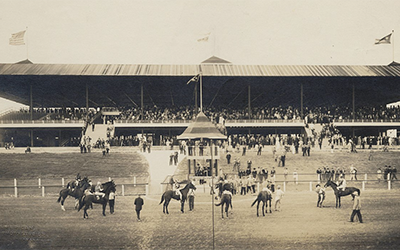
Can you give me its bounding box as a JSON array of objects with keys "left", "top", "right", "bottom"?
[{"left": 337, "top": 175, "right": 347, "bottom": 194}]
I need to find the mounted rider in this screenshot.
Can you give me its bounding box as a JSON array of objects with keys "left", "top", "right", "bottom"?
[
  {"left": 337, "top": 175, "right": 347, "bottom": 192},
  {"left": 94, "top": 181, "right": 106, "bottom": 199},
  {"left": 221, "top": 179, "right": 233, "bottom": 198},
  {"left": 173, "top": 180, "right": 182, "bottom": 200}
]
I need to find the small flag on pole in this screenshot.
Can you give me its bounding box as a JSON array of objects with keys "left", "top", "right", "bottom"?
[
  {"left": 375, "top": 33, "right": 392, "bottom": 45},
  {"left": 197, "top": 33, "right": 210, "bottom": 42},
  {"left": 9, "top": 30, "right": 26, "bottom": 45},
  {"left": 186, "top": 74, "right": 200, "bottom": 85}
]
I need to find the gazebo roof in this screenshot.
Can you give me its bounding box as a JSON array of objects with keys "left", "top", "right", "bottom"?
[{"left": 177, "top": 112, "right": 227, "bottom": 140}]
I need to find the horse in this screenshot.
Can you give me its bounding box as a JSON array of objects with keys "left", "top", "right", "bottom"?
[
  {"left": 215, "top": 192, "right": 232, "bottom": 219},
  {"left": 324, "top": 179, "right": 360, "bottom": 208},
  {"left": 77, "top": 180, "right": 116, "bottom": 219},
  {"left": 57, "top": 177, "right": 90, "bottom": 211},
  {"left": 251, "top": 190, "right": 272, "bottom": 217},
  {"left": 159, "top": 181, "right": 196, "bottom": 214}
]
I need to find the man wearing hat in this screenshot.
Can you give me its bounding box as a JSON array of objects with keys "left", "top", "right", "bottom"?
[{"left": 349, "top": 191, "right": 363, "bottom": 223}]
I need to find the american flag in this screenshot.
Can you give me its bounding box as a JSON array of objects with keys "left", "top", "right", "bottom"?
[
  {"left": 186, "top": 74, "right": 200, "bottom": 85},
  {"left": 9, "top": 30, "right": 26, "bottom": 45},
  {"left": 375, "top": 33, "right": 391, "bottom": 45}
]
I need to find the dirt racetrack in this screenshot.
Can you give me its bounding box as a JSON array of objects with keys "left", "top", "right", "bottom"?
[{"left": 0, "top": 188, "right": 399, "bottom": 250}]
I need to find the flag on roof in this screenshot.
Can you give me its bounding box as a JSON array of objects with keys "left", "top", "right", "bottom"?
[
  {"left": 9, "top": 30, "right": 26, "bottom": 45},
  {"left": 186, "top": 74, "right": 200, "bottom": 84},
  {"left": 197, "top": 33, "right": 210, "bottom": 42},
  {"left": 375, "top": 33, "right": 392, "bottom": 45}
]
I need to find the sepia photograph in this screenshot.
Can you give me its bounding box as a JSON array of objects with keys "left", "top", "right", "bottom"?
[{"left": 0, "top": 0, "right": 400, "bottom": 249}]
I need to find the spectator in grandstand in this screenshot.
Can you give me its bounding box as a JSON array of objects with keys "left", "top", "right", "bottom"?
[
  {"left": 349, "top": 191, "right": 363, "bottom": 223},
  {"left": 25, "top": 146, "right": 31, "bottom": 153},
  {"left": 134, "top": 195, "right": 144, "bottom": 222}
]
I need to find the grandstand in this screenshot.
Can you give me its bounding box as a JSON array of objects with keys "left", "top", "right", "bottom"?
[{"left": 1, "top": 58, "right": 400, "bottom": 147}]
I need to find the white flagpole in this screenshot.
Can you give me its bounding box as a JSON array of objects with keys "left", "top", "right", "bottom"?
[
  {"left": 392, "top": 30, "right": 395, "bottom": 62},
  {"left": 200, "top": 71, "right": 203, "bottom": 113},
  {"left": 26, "top": 26, "right": 29, "bottom": 60}
]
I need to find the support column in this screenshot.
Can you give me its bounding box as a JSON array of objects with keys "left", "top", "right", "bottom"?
[
  {"left": 248, "top": 84, "right": 251, "bottom": 119},
  {"left": 352, "top": 83, "right": 355, "bottom": 120},
  {"left": 86, "top": 83, "right": 89, "bottom": 112},
  {"left": 30, "top": 85, "right": 33, "bottom": 147},
  {"left": 195, "top": 83, "right": 198, "bottom": 115},
  {"left": 141, "top": 83, "right": 144, "bottom": 120},
  {"left": 300, "top": 83, "right": 304, "bottom": 119}
]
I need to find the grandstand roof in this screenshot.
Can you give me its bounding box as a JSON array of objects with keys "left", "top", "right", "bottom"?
[
  {"left": 0, "top": 62, "right": 399, "bottom": 109},
  {"left": 0, "top": 63, "right": 399, "bottom": 77}
]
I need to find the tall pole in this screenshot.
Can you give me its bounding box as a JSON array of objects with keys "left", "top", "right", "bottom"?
[
  {"left": 393, "top": 30, "right": 395, "bottom": 62},
  {"left": 352, "top": 83, "right": 355, "bottom": 120},
  {"left": 248, "top": 84, "right": 251, "bottom": 119},
  {"left": 210, "top": 140, "right": 215, "bottom": 250},
  {"left": 141, "top": 83, "right": 144, "bottom": 120},
  {"left": 200, "top": 72, "right": 203, "bottom": 113},
  {"left": 26, "top": 26, "right": 29, "bottom": 60},
  {"left": 195, "top": 82, "right": 198, "bottom": 115},
  {"left": 300, "top": 83, "right": 304, "bottom": 119},
  {"left": 30, "top": 84, "right": 33, "bottom": 147},
  {"left": 86, "top": 83, "right": 89, "bottom": 112}
]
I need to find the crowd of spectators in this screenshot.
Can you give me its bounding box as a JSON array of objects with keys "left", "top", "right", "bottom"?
[{"left": 2, "top": 104, "right": 400, "bottom": 123}]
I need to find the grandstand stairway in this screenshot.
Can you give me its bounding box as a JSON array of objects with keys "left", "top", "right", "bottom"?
[{"left": 84, "top": 124, "right": 112, "bottom": 142}]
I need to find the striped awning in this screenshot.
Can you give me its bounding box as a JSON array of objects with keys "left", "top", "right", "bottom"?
[{"left": 0, "top": 63, "right": 399, "bottom": 77}]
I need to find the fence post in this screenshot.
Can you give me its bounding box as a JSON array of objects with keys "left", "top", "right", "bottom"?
[
  {"left": 42, "top": 186, "right": 45, "bottom": 197},
  {"left": 109, "top": 177, "right": 111, "bottom": 181},
  {"left": 362, "top": 181, "right": 365, "bottom": 191},
  {"left": 283, "top": 181, "right": 286, "bottom": 192},
  {"left": 364, "top": 173, "right": 367, "bottom": 183},
  {"left": 146, "top": 185, "right": 149, "bottom": 196},
  {"left": 14, "top": 179, "right": 18, "bottom": 197},
  {"left": 388, "top": 180, "right": 391, "bottom": 190},
  {"left": 309, "top": 182, "right": 312, "bottom": 192},
  {"left": 257, "top": 182, "right": 260, "bottom": 193},
  {"left": 38, "top": 178, "right": 41, "bottom": 188},
  {"left": 134, "top": 176, "right": 137, "bottom": 187},
  {"left": 121, "top": 185, "right": 125, "bottom": 196},
  {"left": 62, "top": 178, "right": 65, "bottom": 187}
]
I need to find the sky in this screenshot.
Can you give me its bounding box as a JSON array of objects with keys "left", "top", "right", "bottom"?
[{"left": 0, "top": 0, "right": 399, "bottom": 110}]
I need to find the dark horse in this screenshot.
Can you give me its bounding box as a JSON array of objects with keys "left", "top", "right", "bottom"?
[
  {"left": 57, "top": 177, "right": 90, "bottom": 211},
  {"left": 215, "top": 192, "right": 232, "bottom": 219},
  {"left": 159, "top": 181, "right": 196, "bottom": 214},
  {"left": 324, "top": 180, "right": 360, "bottom": 208},
  {"left": 78, "top": 180, "right": 116, "bottom": 219},
  {"left": 251, "top": 190, "right": 272, "bottom": 217}
]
